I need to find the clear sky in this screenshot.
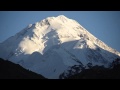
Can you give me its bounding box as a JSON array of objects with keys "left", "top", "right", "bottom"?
[{"left": 0, "top": 11, "right": 120, "bottom": 52}]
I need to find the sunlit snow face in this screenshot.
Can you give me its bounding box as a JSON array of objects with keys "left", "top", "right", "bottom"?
[{"left": 18, "top": 37, "right": 39, "bottom": 54}]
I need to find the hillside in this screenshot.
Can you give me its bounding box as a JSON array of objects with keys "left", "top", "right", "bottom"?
[
  {"left": 68, "top": 59, "right": 120, "bottom": 79},
  {"left": 0, "top": 58, "right": 45, "bottom": 79}
]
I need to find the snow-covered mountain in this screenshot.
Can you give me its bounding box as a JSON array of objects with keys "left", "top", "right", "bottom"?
[{"left": 0, "top": 15, "right": 120, "bottom": 79}]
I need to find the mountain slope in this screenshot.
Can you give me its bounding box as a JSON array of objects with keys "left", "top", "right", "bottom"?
[
  {"left": 0, "top": 58, "right": 45, "bottom": 79},
  {"left": 67, "top": 58, "right": 120, "bottom": 79},
  {"left": 0, "top": 15, "right": 120, "bottom": 79}
]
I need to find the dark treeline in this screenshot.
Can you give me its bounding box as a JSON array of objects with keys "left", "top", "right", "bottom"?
[
  {"left": 0, "top": 58, "right": 120, "bottom": 79},
  {"left": 68, "top": 58, "right": 120, "bottom": 79},
  {"left": 0, "top": 58, "right": 45, "bottom": 79}
]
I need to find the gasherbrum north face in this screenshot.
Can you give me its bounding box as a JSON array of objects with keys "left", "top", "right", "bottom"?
[{"left": 0, "top": 15, "right": 120, "bottom": 79}]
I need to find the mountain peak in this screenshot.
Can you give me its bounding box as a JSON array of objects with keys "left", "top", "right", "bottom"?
[
  {"left": 42, "top": 15, "right": 69, "bottom": 25},
  {"left": 0, "top": 15, "right": 120, "bottom": 79},
  {"left": 56, "top": 15, "right": 70, "bottom": 22},
  {"left": 46, "top": 15, "right": 68, "bottom": 19},
  {"left": 57, "top": 15, "right": 68, "bottom": 19}
]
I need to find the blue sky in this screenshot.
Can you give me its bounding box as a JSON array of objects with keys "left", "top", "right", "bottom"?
[{"left": 0, "top": 11, "right": 120, "bottom": 52}]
